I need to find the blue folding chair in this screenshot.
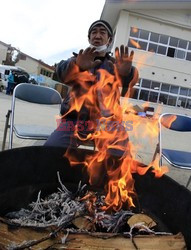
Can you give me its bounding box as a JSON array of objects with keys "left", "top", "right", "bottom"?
[{"left": 159, "top": 113, "right": 191, "bottom": 188}]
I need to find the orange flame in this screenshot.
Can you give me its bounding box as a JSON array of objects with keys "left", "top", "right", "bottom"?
[
  {"left": 130, "top": 39, "right": 141, "bottom": 49},
  {"left": 64, "top": 63, "right": 168, "bottom": 211},
  {"left": 161, "top": 115, "right": 177, "bottom": 129}
]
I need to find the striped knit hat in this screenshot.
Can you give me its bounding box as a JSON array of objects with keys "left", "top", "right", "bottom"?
[{"left": 88, "top": 20, "right": 113, "bottom": 38}]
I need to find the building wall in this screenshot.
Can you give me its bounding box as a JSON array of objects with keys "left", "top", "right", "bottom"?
[
  {"left": 112, "top": 9, "right": 191, "bottom": 109},
  {"left": 0, "top": 43, "right": 8, "bottom": 64},
  {"left": 16, "top": 56, "right": 39, "bottom": 75},
  {"left": 15, "top": 56, "right": 54, "bottom": 84}
]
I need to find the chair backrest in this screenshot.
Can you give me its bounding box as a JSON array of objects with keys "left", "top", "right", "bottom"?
[
  {"left": 8, "top": 83, "right": 62, "bottom": 149},
  {"left": 14, "top": 83, "right": 62, "bottom": 105},
  {"left": 160, "top": 113, "right": 191, "bottom": 132}
]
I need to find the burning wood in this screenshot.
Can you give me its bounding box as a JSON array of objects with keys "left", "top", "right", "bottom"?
[
  {"left": 2, "top": 172, "right": 179, "bottom": 249},
  {"left": 6, "top": 172, "right": 134, "bottom": 232},
  {"left": 127, "top": 213, "right": 157, "bottom": 229}
]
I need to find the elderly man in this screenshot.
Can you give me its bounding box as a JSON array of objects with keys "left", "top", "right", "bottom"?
[{"left": 45, "top": 20, "right": 138, "bottom": 147}]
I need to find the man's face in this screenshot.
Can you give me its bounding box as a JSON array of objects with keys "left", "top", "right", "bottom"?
[{"left": 89, "top": 25, "right": 110, "bottom": 46}]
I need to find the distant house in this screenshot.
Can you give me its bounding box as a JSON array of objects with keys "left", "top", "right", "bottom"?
[
  {"left": 15, "top": 52, "right": 55, "bottom": 84},
  {"left": 0, "top": 41, "right": 11, "bottom": 65},
  {"left": 0, "top": 40, "right": 56, "bottom": 85},
  {"left": 101, "top": 0, "right": 191, "bottom": 110}
]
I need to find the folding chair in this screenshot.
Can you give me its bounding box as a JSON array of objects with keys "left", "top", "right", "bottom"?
[
  {"left": 159, "top": 113, "right": 191, "bottom": 188},
  {"left": 7, "top": 83, "right": 62, "bottom": 149}
]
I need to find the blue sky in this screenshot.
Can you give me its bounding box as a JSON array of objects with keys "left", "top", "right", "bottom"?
[{"left": 1, "top": 0, "right": 105, "bottom": 65}]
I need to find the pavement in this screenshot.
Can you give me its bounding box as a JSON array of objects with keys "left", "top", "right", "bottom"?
[{"left": 0, "top": 90, "right": 191, "bottom": 191}]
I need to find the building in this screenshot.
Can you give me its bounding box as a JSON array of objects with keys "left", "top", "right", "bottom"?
[
  {"left": 0, "top": 40, "right": 57, "bottom": 87},
  {"left": 0, "top": 41, "right": 11, "bottom": 65},
  {"left": 15, "top": 52, "right": 55, "bottom": 85},
  {"left": 101, "top": 0, "right": 191, "bottom": 110}
]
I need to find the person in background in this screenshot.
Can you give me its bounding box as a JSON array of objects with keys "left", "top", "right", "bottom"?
[
  {"left": 44, "top": 20, "right": 139, "bottom": 148},
  {"left": 6, "top": 71, "right": 15, "bottom": 95}
]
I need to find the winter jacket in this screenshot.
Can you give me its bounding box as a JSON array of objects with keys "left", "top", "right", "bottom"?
[{"left": 56, "top": 53, "right": 137, "bottom": 117}]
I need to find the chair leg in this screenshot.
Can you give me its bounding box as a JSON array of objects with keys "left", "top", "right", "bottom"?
[
  {"left": 152, "top": 143, "right": 160, "bottom": 164},
  {"left": 186, "top": 175, "right": 191, "bottom": 188},
  {"left": 1, "top": 110, "right": 11, "bottom": 151}
]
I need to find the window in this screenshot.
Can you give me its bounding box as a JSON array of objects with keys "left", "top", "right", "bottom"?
[
  {"left": 168, "top": 95, "right": 177, "bottom": 106},
  {"left": 139, "top": 29, "right": 149, "bottom": 40},
  {"left": 128, "top": 39, "right": 138, "bottom": 49},
  {"left": 178, "top": 39, "right": 187, "bottom": 49},
  {"left": 140, "top": 90, "right": 149, "bottom": 101},
  {"left": 188, "top": 42, "right": 191, "bottom": 50},
  {"left": 141, "top": 79, "right": 151, "bottom": 88},
  {"left": 167, "top": 47, "right": 175, "bottom": 57},
  {"left": 180, "top": 87, "right": 188, "bottom": 96},
  {"left": 139, "top": 41, "right": 147, "bottom": 50},
  {"left": 169, "top": 37, "right": 178, "bottom": 47},
  {"left": 159, "top": 93, "right": 168, "bottom": 104},
  {"left": 186, "top": 99, "right": 191, "bottom": 109},
  {"left": 149, "top": 91, "right": 158, "bottom": 102},
  {"left": 150, "top": 33, "right": 159, "bottom": 43},
  {"left": 186, "top": 52, "right": 191, "bottom": 61},
  {"left": 40, "top": 68, "right": 52, "bottom": 78},
  {"left": 135, "top": 78, "right": 191, "bottom": 109},
  {"left": 176, "top": 50, "right": 186, "bottom": 59},
  {"left": 151, "top": 81, "right": 160, "bottom": 90},
  {"left": 148, "top": 43, "right": 157, "bottom": 53},
  {"left": 130, "top": 27, "right": 139, "bottom": 38},
  {"left": 161, "top": 83, "right": 170, "bottom": 92},
  {"left": 177, "top": 97, "right": 186, "bottom": 108},
  {"left": 170, "top": 85, "right": 179, "bottom": 94},
  {"left": 129, "top": 27, "right": 191, "bottom": 62},
  {"left": 159, "top": 34, "right": 168, "bottom": 44},
  {"left": 157, "top": 46, "right": 166, "bottom": 55}
]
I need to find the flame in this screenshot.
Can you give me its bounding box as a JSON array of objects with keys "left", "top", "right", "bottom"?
[
  {"left": 132, "top": 27, "right": 139, "bottom": 34},
  {"left": 129, "top": 39, "right": 141, "bottom": 49},
  {"left": 161, "top": 115, "right": 177, "bottom": 129},
  {"left": 63, "top": 62, "right": 169, "bottom": 212}
]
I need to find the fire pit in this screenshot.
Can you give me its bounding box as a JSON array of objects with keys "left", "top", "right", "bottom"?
[{"left": 0, "top": 146, "right": 190, "bottom": 249}]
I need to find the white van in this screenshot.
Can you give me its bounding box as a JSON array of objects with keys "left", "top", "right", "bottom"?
[{"left": 0, "top": 65, "right": 29, "bottom": 92}]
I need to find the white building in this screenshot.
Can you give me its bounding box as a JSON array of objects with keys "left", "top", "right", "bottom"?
[
  {"left": 15, "top": 52, "right": 55, "bottom": 83},
  {"left": 0, "top": 41, "right": 10, "bottom": 65},
  {"left": 101, "top": 0, "right": 191, "bottom": 110}
]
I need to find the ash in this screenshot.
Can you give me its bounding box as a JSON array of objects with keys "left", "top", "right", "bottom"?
[{"left": 6, "top": 172, "right": 134, "bottom": 233}]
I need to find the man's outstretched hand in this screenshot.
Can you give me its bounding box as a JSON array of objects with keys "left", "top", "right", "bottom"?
[
  {"left": 115, "top": 45, "right": 134, "bottom": 77},
  {"left": 76, "top": 47, "right": 101, "bottom": 71}
]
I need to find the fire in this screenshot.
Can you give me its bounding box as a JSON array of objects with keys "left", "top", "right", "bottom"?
[
  {"left": 129, "top": 39, "right": 141, "bottom": 49},
  {"left": 62, "top": 62, "right": 170, "bottom": 212},
  {"left": 160, "top": 114, "right": 177, "bottom": 129}
]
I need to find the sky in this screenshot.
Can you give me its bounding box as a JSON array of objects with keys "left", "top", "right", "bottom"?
[{"left": 1, "top": 0, "right": 105, "bottom": 65}]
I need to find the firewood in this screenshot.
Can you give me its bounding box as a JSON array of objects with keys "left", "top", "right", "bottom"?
[
  {"left": 127, "top": 213, "right": 156, "bottom": 228},
  {"left": 72, "top": 216, "right": 95, "bottom": 231},
  {"left": 0, "top": 221, "right": 186, "bottom": 250}
]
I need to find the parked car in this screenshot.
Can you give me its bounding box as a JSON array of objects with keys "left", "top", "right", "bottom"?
[{"left": 0, "top": 65, "right": 29, "bottom": 91}]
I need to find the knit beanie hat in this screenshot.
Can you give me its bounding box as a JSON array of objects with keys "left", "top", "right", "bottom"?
[{"left": 88, "top": 20, "right": 113, "bottom": 38}]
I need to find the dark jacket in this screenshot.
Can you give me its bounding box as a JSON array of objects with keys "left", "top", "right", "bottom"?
[{"left": 57, "top": 53, "right": 137, "bottom": 117}]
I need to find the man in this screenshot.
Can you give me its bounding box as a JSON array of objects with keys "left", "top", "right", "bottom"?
[
  {"left": 45, "top": 20, "right": 138, "bottom": 147},
  {"left": 6, "top": 71, "right": 15, "bottom": 95}
]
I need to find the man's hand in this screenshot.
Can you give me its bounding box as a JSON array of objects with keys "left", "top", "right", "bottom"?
[
  {"left": 115, "top": 45, "right": 134, "bottom": 77},
  {"left": 76, "top": 47, "right": 101, "bottom": 71}
]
